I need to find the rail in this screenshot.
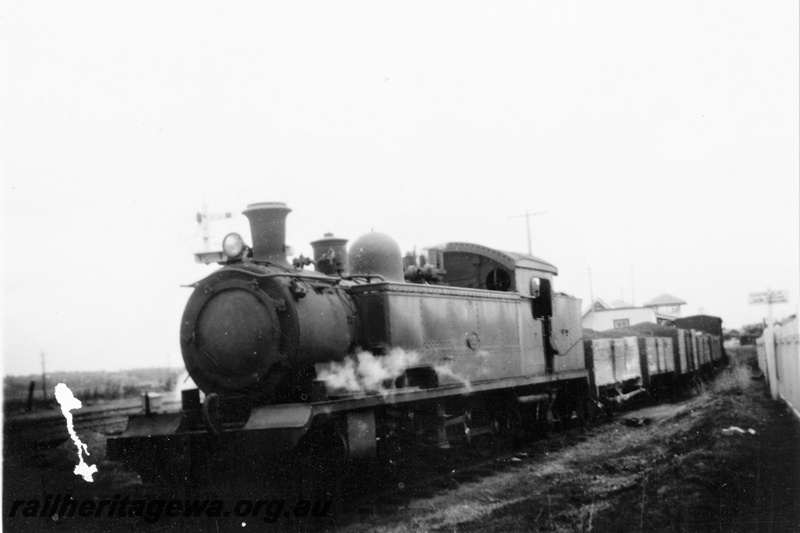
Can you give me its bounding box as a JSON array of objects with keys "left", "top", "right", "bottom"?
[{"left": 4, "top": 398, "right": 181, "bottom": 447}]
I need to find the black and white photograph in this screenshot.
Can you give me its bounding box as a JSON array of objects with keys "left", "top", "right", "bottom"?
[{"left": 2, "top": 2, "right": 799, "bottom": 531}]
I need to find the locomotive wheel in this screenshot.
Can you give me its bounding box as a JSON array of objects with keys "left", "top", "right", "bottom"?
[
  {"left": 499, "top": 401, "right": 523, "bottom": 447},
  {"left": 459, "top": 409, "right": 501, "bottom": 458},
  {"left": 382, "top": 427, "right": 410, "bottom": 480},
  {"left": 293, "top": 431, "right": 347, "bottom": 516},
  {"left": 143, "top": 440, "right": 195, "bottom": 494},
  {"left": 468, "top": 416, "right": 501, "bottom": 458},
  {"left": 581, "top": 398, "right": 601, "bottom": 430},
  {"left": 536, "top": 402, "right": 556, "bottom": 439}
]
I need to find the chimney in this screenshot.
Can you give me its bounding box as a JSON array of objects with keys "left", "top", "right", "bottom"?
[{"left": 242, "top": 202, "right": 292, "bottom": 266}]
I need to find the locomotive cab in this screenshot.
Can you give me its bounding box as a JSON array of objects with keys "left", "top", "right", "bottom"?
[
  {"left": 424, "top": 243, "right": 584, "bottom": 376},
  {"left": 428, "top": 242, "right": 557, "bottom": 297}
]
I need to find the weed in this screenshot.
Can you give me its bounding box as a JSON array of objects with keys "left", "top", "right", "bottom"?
[
  {"left": 579, "top": 501, "right": 596, "bottom": 532},
  {"left": 692, "top": 364, "right": 751, "bottom": 399},
  {"left": 711, "top": 364, "right": 751, "bottom": 394}
]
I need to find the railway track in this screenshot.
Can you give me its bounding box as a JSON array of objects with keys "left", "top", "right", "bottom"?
[
  {"left": 334, "top": 416, "right": 600, "bottom": 520},
  {"left": 4, "top": 397, "right": 180, "bottom": 447}
]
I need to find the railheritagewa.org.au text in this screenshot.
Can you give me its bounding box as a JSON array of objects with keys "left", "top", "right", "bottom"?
[{"left": 8, "top": 494, "right": 331, "bottom": 523}]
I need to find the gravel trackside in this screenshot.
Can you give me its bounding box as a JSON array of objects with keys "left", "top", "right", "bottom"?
[{"left": 340, "top": 357, "right": 800, "bottom": 532}]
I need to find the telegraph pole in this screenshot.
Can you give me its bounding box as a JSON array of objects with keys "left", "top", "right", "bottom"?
[
  {"left": 40, "top": 350, "right": 47, "bottom": 402},
  {"left": 748, "top": 288, "right": 788, "bottom": 400},
  {"left": 507, "top": 210, "right": 548, "bottom": 255},
  {"left": 588, "top": 267, "right": 596, "bottom": 330}
]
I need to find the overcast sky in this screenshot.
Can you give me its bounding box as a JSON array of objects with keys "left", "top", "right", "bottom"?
[{"left": 2, "top": 2, "right": 798, "bottom": 376}]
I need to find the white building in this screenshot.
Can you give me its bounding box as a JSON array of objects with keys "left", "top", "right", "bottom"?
[
  {"left": 642, "top": 293, "right": 687, "bottom": 318},
  {"left": 582, "top": 296, "right": 684, "bottom": 331}
]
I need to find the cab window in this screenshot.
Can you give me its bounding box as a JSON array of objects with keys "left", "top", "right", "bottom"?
[{"left": 531, "top": 277, "right": 552, "bottom": 318}]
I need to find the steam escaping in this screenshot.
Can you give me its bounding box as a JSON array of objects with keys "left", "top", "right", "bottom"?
[
  {"left": 317, "top": 348, "right": 420, "bottom": 396},
  {"left": 169, "top": 370, "right": 199, "bottom": 404},
  {"left": 434, "top": 364, "right": 473, "bottom": 393},
  {"left": 317, "top": 346, "right": 478, "bottom": 396}
]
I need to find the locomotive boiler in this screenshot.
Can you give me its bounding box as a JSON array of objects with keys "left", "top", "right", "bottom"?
[{"left": 108, "top": 202, "right": 592, "bottom": 489}]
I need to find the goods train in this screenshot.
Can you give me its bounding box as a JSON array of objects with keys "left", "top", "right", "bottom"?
[
  {"left": 107, "top": 202, "right": 724, "bottom": 493},
  {"left": 584, "top": 318, "right": 725, "bottom": 404}
]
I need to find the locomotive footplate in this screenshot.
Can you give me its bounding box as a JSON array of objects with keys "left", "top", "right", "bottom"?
[
  {"left": 107, "top": 403, "right": 315, "bottom": 482},
  {"left": 108, "top": 370, "right": 590, "bottom": 483}
]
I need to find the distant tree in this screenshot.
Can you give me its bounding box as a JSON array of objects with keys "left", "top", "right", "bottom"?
[
  {"left": 739, "top": 323, "right": 766, "bottom": 345},
  {"left": 162, "top": 372, "right": 178, "bottom": 391},
  {"left": 723, "top": 328, "right": 740, "bottom": 340}
]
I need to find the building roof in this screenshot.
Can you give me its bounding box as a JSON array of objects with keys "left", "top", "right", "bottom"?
[
  {"left": 643, "top": 293, "right": 686, "bottom": 307},
  {"left": 582, "top": 297, "right": 645, "bottom": 318},
  {"left": 609, "top": 299, "right": 634, "bottom": 309},
  {"left": 591, "top": 298, "right": 611, "bottom": 310},
  {"left": 586, "top": 298, "right": 633, "bottom": 311},
  {"left": 581, "top": 298, "right": 656, "bottom": 320},
  {"left": 582, "top": 298, "right": 611, "bottom": 318}
]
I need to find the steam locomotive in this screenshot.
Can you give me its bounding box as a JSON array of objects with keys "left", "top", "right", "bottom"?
[
  {"left": 107, "top": 202, "right": 724, "bottom": 493},
  {"left": 108, "top": 202, "right": 592, "bottom": 489}
]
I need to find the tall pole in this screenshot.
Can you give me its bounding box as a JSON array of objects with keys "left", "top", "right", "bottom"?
[
  {"left": 525, "top": 210, "right": 531, "bottom": 255},
  {"left": 507, "top": 210, "right": 548, "bottom": 255},
  {"left": 40, "top": 350, "right": 47, "bottom": 402},
  {"left": 588, "top": 267, "right": 596, "bottom": 330},
  {"left": 766, "top": 293, "right": 777, "bottom": 399}
]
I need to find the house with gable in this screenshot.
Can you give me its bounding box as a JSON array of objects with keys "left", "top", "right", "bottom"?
[{"left": 582, "top": 294, "right": 686, "bottom": 331}]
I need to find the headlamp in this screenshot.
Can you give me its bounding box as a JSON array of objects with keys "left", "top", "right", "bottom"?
[{"left": 222, "top": 233, "right": 245, "bottom": 259}]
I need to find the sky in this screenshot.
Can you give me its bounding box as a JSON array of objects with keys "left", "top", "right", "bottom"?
[{"left": 2, "top": 2, "right": 798, "bottom": 376}]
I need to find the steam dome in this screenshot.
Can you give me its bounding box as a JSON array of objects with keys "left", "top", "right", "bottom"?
[{"left": 348, "top": 232, "right": 404, "bottom": 282}]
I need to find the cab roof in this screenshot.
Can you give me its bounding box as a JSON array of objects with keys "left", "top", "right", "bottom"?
[{"left": 430, "top": 242, "right": 558, "bottom": 275}]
